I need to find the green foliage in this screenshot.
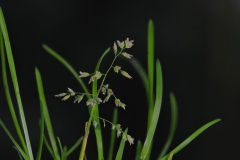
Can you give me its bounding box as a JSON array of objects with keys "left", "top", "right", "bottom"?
[
  {"left": 0, "top": 7, "right": 33, "bottom": 160},
  {"left": 135, "top": 141, "right": 143, "bottom": 160},
  {"left": 157, "top": 93, "right": 178, "bottom": 159},
  {"left": 108, "top": 109, "right": 118, "bottom": 160},
  {"left": 160, "top": 119, "right": 221, "bottom": 160},
  {"left": 0, "top": 7, "right": 220, "bottom": 160},
  {"left": 140, "top": 60, "right": 163, "bottom": 160},
  {"left": 115, "top": 128, "right": 128, "bottom": 160}
]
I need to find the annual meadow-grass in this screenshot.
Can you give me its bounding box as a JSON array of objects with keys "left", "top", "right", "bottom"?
[{"left": 0, "top": 7, "right": 220, "bottom": 160}]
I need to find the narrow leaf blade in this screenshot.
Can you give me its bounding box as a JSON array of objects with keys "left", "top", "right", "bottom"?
[
  {"left": 141, "top": 60, "right": 163, "bottom": 160},
  {"left": 115, "top": 128, "right": 128, "bottom": 160},
  {"left": 129, "top": 58, "right": 148, "bottom": 95},
  {"left": 0, "top": 120, "right": 29, "bottom": 160},
  {"left": 91, "top": 47, "right": 110, "bottom": 159},
  {"left": 0, "top": 8, "right": 33, "bottom": 159},
  {"left": 135, "top": 140, "right": 143, "bottom": 160},
  {"left": 35, "top": 67, "right": 60, "bottom": 160},
  {"left": 161, "top": 119, "right": 221, "bottom": 160},
  {"left": 42, "top": 44, "right": 90, "bottom": 97},
  {"left": 66, "top": 137, "right": 83, "bottom": 157},
  {"left": 108, "top": 108, "right": 118, "bottom": 160},
  {"left": 157, "top": 93, "right": 178, "bottom": 159},
  {"left": 0, "top": 21, "right": 28, "bottom": 153},
  {"left": 36, "top": 103, "right": 45, "bottom": 160},
  {"left": 147, "top": 19, "right": 155, "bottom": 129}
]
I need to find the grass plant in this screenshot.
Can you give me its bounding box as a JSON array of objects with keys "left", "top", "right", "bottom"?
[{"left": 0, "top": 7, "right": 220, "bottom": 160}]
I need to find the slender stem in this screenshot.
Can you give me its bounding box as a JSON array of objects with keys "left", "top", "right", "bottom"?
[
  {"left": 79, "top": 122, "right": 89, "bottom": 160},
  {"left": 93, "top": 115, "right": 114, "bottom": 125},
  {"left": 75, "top": 92, "right": 95, "bottom": 96},
  {"left": 97, "top": 49, "right": 123, "bottom": 96}
]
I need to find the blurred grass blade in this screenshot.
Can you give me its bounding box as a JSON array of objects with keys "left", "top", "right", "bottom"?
[
  {"left": 129, "top": 58, "right": 148, "bottom": 94},
  {"left": 135, "top": 140, "right": 143, "bottom": 160},
  {"left": 0, "top": 120, "right": 29, "bottom": 160},
  {"left": 62, "top": 146, "right": 67, "bottom": 160},
  {"left": 43, "top": 136, "right": 55, "bottom": 159},
  {"left": 13, "top": 146, "right": 24, "bottom": 160},
  {"left": 57, "top": 137, "right": 63, "bottom": 159},
  {"left": 147, "top": 19, "right": 155, "bottom": 129},
  {"left": 0, "top": 21, "right": 27, "bottom": 153},
  {"left": 66, "top": 137, "right": 83, "bottom": 157},
  {"left": 36, "top": 103, "right": 45, "bottom": 160},
  {"left": 141, "top": 60, "right": 163, "bottom": 160},
  {"left": 161, "top": 119, "right": 221, "bottom": 160},
  {"left": 91, "top": 47, "right": 110, "bottom": 159},
  {"left": 115, "top": 128, "right": 128, "bottom": 160},
  {"left": 157, "top": 93, "right": 178, "bottom": 159},
  {"left": 95, "top": 47, "right": 110, "bottom": 71},
  {"left": 167, "top": 153, "right": 173, "bottom": 160},
  {"left": 35, "top": 67, "right": 60, "bottom": 160},
  {"left": 108, "top": 108, "right": 118, "bottom": 160},
  {"left": 0, "top": 7, "right": 33, "bottom": 160},
  {"left": 145, "top": 20, "right": 155, "bottom": 160},
  {"left": 42, "top": 44, "right": 90, "bottom": 97}
]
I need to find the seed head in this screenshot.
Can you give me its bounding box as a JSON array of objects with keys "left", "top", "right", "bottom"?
[
  {"left": 114, "top": 65, "right": 121, "bottom": 73},
  {"left": 121, "top": 70, "right": 132, "bottom": 79},
  {"left": 122, "top": 52, "right": 133, "bottom": 59},
  {"left": 79, "top": 71, "right": 90, "bottom": 78},
  {"left": 125, "top": 38, "right": 134, "bottom": 48},
  {"left": 117, "top": 40, "right": 124, "bottom": 49},
  {"left": 113, "top": 42, "right": 117, "bottom": 55}
]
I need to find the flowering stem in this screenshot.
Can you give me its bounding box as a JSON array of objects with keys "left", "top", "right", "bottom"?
[
  {"left": 79, "top": 49, "right": 124, "bottom": 160},
  {"left": 75, "top": 92, "right": 95, "bottom": 96},
  {"left": 97, "top": 48, "right": 123, "bottom": 96}
]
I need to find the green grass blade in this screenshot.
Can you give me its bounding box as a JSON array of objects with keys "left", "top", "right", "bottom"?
[
  {"left": 95, "top": 47, "right": 110, "bottom": 71},
  {"left": 108, "top": 108, "right": 118, "bottom": 160},
  {"left": 62, "top": 146, "right": 68, "bottom": 160},
  {"left": 160, "top": 119, "right": 221, "bottom": 160},
  {"left": 167, "top": 153, "right": 173, "bottom": 160},
  {"left": 0, "top": 7, "right": 33, "bottom": 160},
  {"left": 129, "top": 58, "right": 148, "bottom": 95},
  {"left": 157, "top": 93, "right": 178, "bottom": 159},
  {"left": 147, "top": 19, "right": 155, "bottom": 129},
  {"left": 0, "top": 120, "right": 29, "bottom": 160},
  {"left": 145, "top": 19, "right": 155, "bottom": 160},
  {"left": 42, "top": 44, "right": 90, "bottom": 97},
  {"left": 35, "top": 67, "right": 60, "bottom": 160},
  {"left": 66, "top": 137, "right": 83, "bottom": 157},
  {"left": 141, "top": 60, "right": 163, "bottom": 160},
  {"left": 36, "top": 103, "right": 45, "bottom": 160},
  {"left": 91, "top": 47, "right": 110, "bottom": 159},
  {"left": 13, "top": 146, "right": 24, "bottom": 160},
  {"left": 57, "top": 137, "right": 63, "bottom": 160},
  {"left": 0, "top": 21, "right": 28, "bottom": 154},
  {"left": 115, "top": 128, "right": 128, "bottom": 160},
  {"left": 43, "top": 136, "right": 55, "bottom": 159},
  {"left": 135, "top": 140, "right": 143, "bottom": 160}
]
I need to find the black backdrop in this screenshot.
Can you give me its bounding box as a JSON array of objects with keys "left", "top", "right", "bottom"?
[{"left": 0, "top": 0, "right": 240, "bottom": 159}]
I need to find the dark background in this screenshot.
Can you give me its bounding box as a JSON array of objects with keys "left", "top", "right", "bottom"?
[{"left": 0, "top": 0, "right": 239, "bottom": 159}]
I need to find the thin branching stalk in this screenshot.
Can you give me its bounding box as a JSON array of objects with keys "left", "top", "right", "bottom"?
[{"left": 79, "top": 49, "right": 124, "bottom": 160}]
